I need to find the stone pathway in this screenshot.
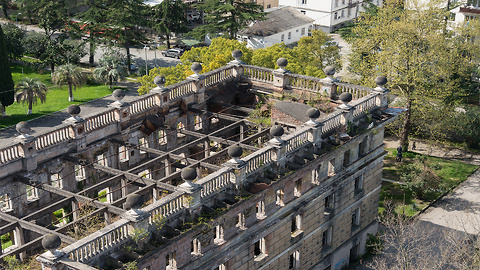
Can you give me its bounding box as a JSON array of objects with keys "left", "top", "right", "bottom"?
[{"left": 383, "top": 136, "right": 480, "bottom": 166}]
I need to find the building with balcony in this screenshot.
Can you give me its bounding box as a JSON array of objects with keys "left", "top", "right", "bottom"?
[
  {"left": 0, "top": 51, "right": 401, "bottom": 270},
  {"left": 279, "top": 0, "right": 383, "bottom": 32}
]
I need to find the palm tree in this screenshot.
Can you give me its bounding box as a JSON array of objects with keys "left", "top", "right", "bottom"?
[
  {"left": 94, "top": 54, "right": 128, "bottom": 89},
  {"left": 15, "top": 78, "right": 48, "bottom": 115},
  {"left": 52, "top": 64, "right": 85, "bottom": 102}
]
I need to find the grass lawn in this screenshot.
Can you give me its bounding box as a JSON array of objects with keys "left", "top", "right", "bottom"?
[
  {"left": 1, "top": 84, "right": 114, "bottom": 129},
  {"left": 380, "top": 148, "right": 478, "bottom": 217},
  {"left": 10, "top": 62, "right": 53, "bottom": 86}
]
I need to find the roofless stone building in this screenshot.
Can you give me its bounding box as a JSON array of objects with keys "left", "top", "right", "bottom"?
[{"left": 0, "top": 50, "right": 401, "bottom": 270}]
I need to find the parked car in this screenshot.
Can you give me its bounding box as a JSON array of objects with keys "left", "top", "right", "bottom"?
[{"left": 161, "top": 49, "right": 184, "bottom": 59}]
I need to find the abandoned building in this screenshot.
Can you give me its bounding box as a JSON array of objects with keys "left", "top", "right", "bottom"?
[{"left": 0, "top": 50, "right": 402, "bottom": 270}]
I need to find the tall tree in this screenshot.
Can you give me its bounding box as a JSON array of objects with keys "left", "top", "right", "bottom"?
[
  {"left": 1, "top": 22, "right": 25, "bottom": 60},
  {"left": 52, "top": 64, "right": 85, "bottom": 102},
  {"left": 191, "top": 0, "right": 264, "bottom": 40},
  {"left": 348, "top": 0, "right": 480, "bottom": 150},
  {"left": 151, "top": 0, "right": 188, "bottom": 49},
  {"left": 15, "top": 78, "right": 48, "bottom": 115},
  {"left": 94, "top": 51, "right": 128, "bottom": 89},
  {"left": 37, "top": 0, "right": 68, "bottom": 40},
  {"left": 77, "top": 0, "right": 110, "bottom": 66},
  {"left": 0, "top": 24, "right": 14, "bottom": 116},
  {"left": 0, "top": 0, "right": 8, "bottom": 19},
  {"left": 104, "top": 0, "right": 147, "bottom": 74}
]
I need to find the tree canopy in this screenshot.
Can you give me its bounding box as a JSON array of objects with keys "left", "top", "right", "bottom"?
[
  {"left": 0, "top": 24, "right": 14, "bottom": 114},
  {"left": 191, "top": 0, "right": 265, "bottom": 40},
  {"left": 138, "top": 32, "right": 341, "bottom": 95},
  {"left": 348, "top": 0, "right": 480, "bottom": 149},
  {"left": 151, "top": 0, "right": 188, "bottom": 49}
]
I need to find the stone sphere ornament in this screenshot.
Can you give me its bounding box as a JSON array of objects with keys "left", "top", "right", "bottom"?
[
  {"left": 67, "top": 104, "right": 81, "bottom": 117},
  {"left": 228, "top": 145, "right": 243, "bottom": 158},
  {"left": 154, "top": 76, "right": 166, "bottom": 87},
  {"left": 375, "top": 76, "right": 387, "bottom": 87},
  {"left": 125, "top": 194, "right": 144, "bottom": 210},
  {"left": 276, "top": 58, "right": 288, "bottom": 69},
  {"left": 191, "top": 62, "right": 202, "bottom": 75}
]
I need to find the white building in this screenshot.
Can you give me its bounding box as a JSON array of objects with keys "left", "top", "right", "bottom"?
[
  {"left": 450, "top": 4, "right": 480, "bottom": 23},
  {"left": 238, "top": 6, "right": 314, "bottom": 49},
  {"left": 279, "top": 0, "right": 382, "bottom": 32}
]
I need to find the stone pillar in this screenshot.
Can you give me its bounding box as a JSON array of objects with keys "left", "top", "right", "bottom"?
[
  {"left": 304, "top": 108, "right": 324, "bottom": 150},
  {"left": 337, "top": 92, "right": 354, "bottom": 127},
  {"left": 63, "top": 105, "right": 87, "bottom": 152},
  {"left": 150, "top": 76, "right": 169, "bottom": 106},
  {"left": 228, "top": 49, "right": 245, "bottom": 79},
  {"left": 273, "top": 58, "right": 290, "bottom": 89},
  {"left": 123, "top": 194, "right": 151, "bottom": 250},
  {"left": 267, "top": 126, "right": 287, "bottom": 168},
  {"left": 179, "top": 168, "right": 202, "bottom": 214},
  {"left": 188, "top": 63, "right": 206, "bottom": 104},
  {"left": 224, "top": 145, "right": 247, "bottom": 189},
  {"left": 14, "top": 226, "right": 26, "bottom": 260},
  {"left": 321, "top": 66, "right": 339, "bottom": 100},
  {"left": 14, "top": 122, "right": 37, "bottom": 172},
  {"left": 37, "top": 234, "right": 65, "bottom": 270},
  {"left": 373, "top": 76, "right": 390, "bottom": 110}
]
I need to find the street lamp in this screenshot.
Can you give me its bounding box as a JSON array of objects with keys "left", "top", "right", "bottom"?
[{"left": 16, "top": 13, "right": 21, "bottom": 25}]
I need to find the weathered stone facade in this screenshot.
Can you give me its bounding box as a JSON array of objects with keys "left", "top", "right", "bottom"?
[{"left": 0, "top": 53, "right": 398, "bottom": 270}]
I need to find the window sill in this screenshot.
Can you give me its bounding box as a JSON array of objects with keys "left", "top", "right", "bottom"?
[
  {"left": 291, "top": 230, "right": 303, "bottom": 238},
  {"left": 256, "top": 214, "right": 267, "bottom": 220},
  {"left": 254, "top": 253, "right": 268, "bottom": 262},
  {"left": 214, "top": 239, "right": 226, "bottom": 246}
]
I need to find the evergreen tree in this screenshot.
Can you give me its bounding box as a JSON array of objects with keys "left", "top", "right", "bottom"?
[
  {"left": 151, "top": 0, "right": 188, "bottom": 49},
  {"left": 191, "top": 0, "right": 265, "bottom": 40},
  {"left": 104, "top": 0, "right": 147, "bottom": 74},
  {"left": 0, "top": 24, "right": 14, "bottom": 116},
  {"left": 77, "top": 0, "right": 110, "bottom": 66}
]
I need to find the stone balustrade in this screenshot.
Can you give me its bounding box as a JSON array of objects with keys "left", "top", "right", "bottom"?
[
  {"left": 204, "top": 65, "right": 237, "bottom": 87},
  {"left": 143, "top": 191, "right": 188, "bottom": 223},
  {"left": 196, "top": 168, "right": 233, "bottom": 199},
  {"left": 244, "top": 147, "right": 276, "bottom": 176},
  {"left": 63, "top": 219, "right": 130, "bottom": 263}
]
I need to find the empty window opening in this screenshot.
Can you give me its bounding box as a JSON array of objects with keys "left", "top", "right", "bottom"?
[
  {"left": 74, "top": 164, "right": 86, "bottom": 181},
  {"left": 343, "top": 150, "right": 350, "bottom": 168},
  {"left": 177, "top": 122, "right": 186, "bottom": 138},
  {"left": 166, "top": 251, "right": 176, "bottom": 269},
  {"left": 191, "top": 238, "right": 201, "bottom": 255},
  {"left": 26, "top": 185, "right": 38, "bottom": 201},
  {"left": 0, "top": 194, "right": 11, "bottom": 212},
  {"left": 276, "top": 189, "right": 284, "bottom": 206},
  {"left": 1, "top": 231, "right": 14, "bottom": 250},
  {"left": 301, "top": 27, "right": 306, "bottom": 35},
  {"left": 291, "top": 214, "right": 302, "bottom": 234},
  {"left": 289, "top": 250, "right": 300, "bottom": 269},
  {"left": 325, "top": 194, "right": 334, "bottom": 213},
  {"left": 215, "top": 224, "right": 224, "bottom": 244},
  {"left": 96, "top": 153, "right": 107, "bottom": 167},
  {"left": 322, "top": 227, "right": 332, "bottom": 247},
  {"left": 158, "top": 130, "right": 167, "bottom": 145},
  {"left": 328, "top": 158, "right": 335, "bottom": 177},
  {"left": 50, "top": 173, "right": 62, "bottom": 188},
  {"left": 294, "top": 179, "right": 302, "bottom": 197},
  {"left": 139, "top": 137, "right": 148, "bottom": 154},
  {"left": 237, "top": 212, "right": 246, "bottom": 229},
  {"left": 119, "top": 145, "right": 129, "bottom": 162},
  {"left": 354, "top": 175, "right": 363, "bottom": 192},
  {"left": 281, "top": 34, "right": 285, "bottom": 42},
  {"left": 254, "top": 237, "right": 267, "bottom": 258},
  {"left": 352, "top": 208, "right": 360, "bottom": 228},
  {"left": 288, "top": 32, "right": 292, "bottom": 40},
  {"left": 257, "top": 200, "right": 266, "bottom": 219},
  {"left": 214, "top": 264, "right": 227, "bottom": 270},
  {"left": 195, "top": 115, "right": 202, "bottom": 130}
]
